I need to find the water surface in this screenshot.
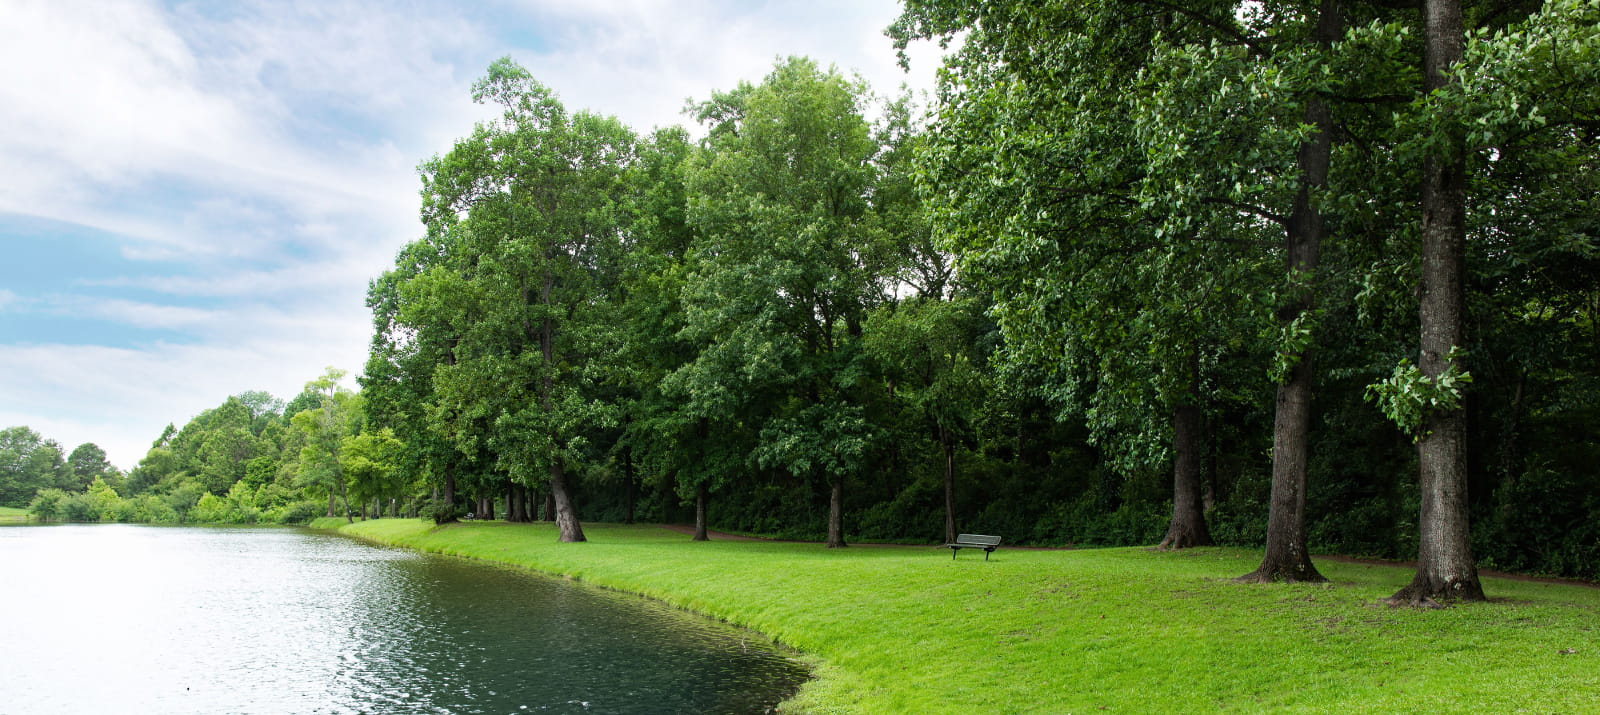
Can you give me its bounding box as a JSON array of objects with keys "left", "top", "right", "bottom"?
[{"left": 0, "top": 524, "right": 806, "bottom": 713}]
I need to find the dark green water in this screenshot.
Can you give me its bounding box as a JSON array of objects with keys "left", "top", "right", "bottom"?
[{"left": 0, "top": 524, "right": 807, "bottom": 713}]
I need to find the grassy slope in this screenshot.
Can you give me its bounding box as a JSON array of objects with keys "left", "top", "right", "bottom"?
[
  {"left": 335, "top": 519, "right": 1600, "bottom": 713},
  {"left": 0, "top": 505, "right": 29, "bottom": 522}
]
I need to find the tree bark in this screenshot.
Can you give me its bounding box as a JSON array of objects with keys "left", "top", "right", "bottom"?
[
  {"left": 545, "top": 490, "right": 556, "bottom": 522},
  {"left": 826, "top": 478, "right": 847, "bottom": 548},
  {"left": 436, "top": 466, "right": 460, "bottom": 525},
  {"left": 623, "top": 447, "right": 636, "bottom": 525},
  {"left": 1160, "top": 403, "right": 1212, "bottom": 550},
  {"left": 942, "top": 426, "right": 957, "bottom": 545},
  {"left": 1239, "top": 0, "right": 1338, "bottom": 583},
  {"left": 693, "top": 483, "right": 709, "bottom": 541},
  {"left": 549, "top": 459, "right": 586, "bottom": 542},
  {"left": 339, "top": 480, "right": 353, "bottom": 524},
  {"left": 1390, "top": 0, "right": 1485, "bottom": 605}
]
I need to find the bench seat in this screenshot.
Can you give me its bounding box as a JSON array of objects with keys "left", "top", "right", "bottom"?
[{"left": 946, "top": 533, "right": 1003, "bottom": 560}]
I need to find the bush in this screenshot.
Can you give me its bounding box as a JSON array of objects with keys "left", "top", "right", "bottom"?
[
  {"left": 28, "top": 488, "right": 69, "bottom": 521},
  {"left": 277, "top": 500, "right": 326, "bottom": 524}
]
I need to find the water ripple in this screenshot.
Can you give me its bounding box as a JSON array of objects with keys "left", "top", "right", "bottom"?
[{"left": 0, "top": 525, "right": 807, "bottom": 714}]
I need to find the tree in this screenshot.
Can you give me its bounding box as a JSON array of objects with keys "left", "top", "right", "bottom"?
[
  {"left": 291, "top": 368, "right": 360, "bottom": 521},
  {"left": 411, "top": 57, "right": 637, "bottom": 542},
  {"left": 343, "top": 428, "right": 407, "bottom": 518},
  {"left": 893, "top": 0, "right": 1283, "bottom": 553},
  {"left": 65, "top": 443, "right": 116, "bottom": 493},
  {"left": 865, "top": 296, "right": 990, "bottom": 544},
  {"left": 0, "top": 426, "right": 67, "bottom": 507},
  {"left": 676, "top": 57, "right": 892, "bottom": 548}
]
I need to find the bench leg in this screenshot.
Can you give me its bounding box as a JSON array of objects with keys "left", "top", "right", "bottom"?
[
  {"left": 951, "top": 547, "right": 957, "bottom": 560},
  {"left": 984, "top": 549, "right": 990, "bottom": 561}
]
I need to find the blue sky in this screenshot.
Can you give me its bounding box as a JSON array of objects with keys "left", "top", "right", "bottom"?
[{"left": 0, "top": 0, "right": 941, "bottom": 469}]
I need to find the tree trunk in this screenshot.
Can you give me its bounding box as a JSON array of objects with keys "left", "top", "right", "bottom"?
[
  {"left": 327, "top": 490, "right": 336, "bottom": 518},
  {"left": 544, "top": 491, "right": 556, "bottom": 522},
  {"left": 339, "top": 483, "right": 353, "bottom": 524},
  {"left": 942, "top": 426, "right": 957, "bottom": 545},
  {"left": 1160, "top": 403, "right": 1212, "bottom": 550},
  {"left": 549, "top": 459, "right": 586, "bottom": 542},
  {"left": 1391, "top": 0, "right": 1485, "bottom": 605},
  {"left": 1239, "top": 0, "right": 1338, "bottom": 584},
  {"left": 693, "top": 483, "right": 709, "bottom": 541},
  {"left": 623, "top": 448, "right": 636, "bottom": 525},
  {"left": 826, "top": 478, "right": 847, "bottom": 548}
]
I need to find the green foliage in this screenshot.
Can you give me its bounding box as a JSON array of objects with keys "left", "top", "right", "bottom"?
[
  {"left": 1, "top": 426, "right": 67, "bottom": 507},
  {"left": 1365, "top": 351, "right": 1474, "bottom": 439},
  {"left": 28, "top": 488, "right": 68, "bottom": 521}
]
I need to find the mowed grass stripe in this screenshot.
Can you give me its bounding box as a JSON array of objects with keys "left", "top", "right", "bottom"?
[{"left": 333, "top": 519, "right": 1600, "bottom": 713}]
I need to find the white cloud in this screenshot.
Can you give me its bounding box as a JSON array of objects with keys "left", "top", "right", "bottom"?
[
  {"left": 0, "top": 335, "right": 367, "bottom": 469},
  {"left": 0, "top": 0, "right": 947, "bottom": 472}
]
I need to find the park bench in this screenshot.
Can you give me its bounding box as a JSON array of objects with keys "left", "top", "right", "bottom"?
[{"left": 946, "top": 533, "right": 1003, "bottom": 560}]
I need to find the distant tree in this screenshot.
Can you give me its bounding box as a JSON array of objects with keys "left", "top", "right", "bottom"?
[
  {"left": 291, "top": 368, "right": 361, "bottom": 521},
  {"left": 65, "top": 443, "right": 115, "bottom": 492},
  {"left": 0, "top": 426, "right": 67, "bottom": 507}
]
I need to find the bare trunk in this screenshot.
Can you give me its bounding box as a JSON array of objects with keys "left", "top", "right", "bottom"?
[
  {"left": 942, "top": 427, "right": 956, "bottom": 545},
  {"left": 1391, "top": 0, "right": 1484, "bottom": 605},
  {"left": 1240, "top": 0, "right": 1338, "bottom": 584},
  {"left": 623, "top": 448, "right": 636, "bottom": 525},
  {"left": 549, "top": 459, "right": 586, "bottom": 543},
  {"left": 439, "top": 462, "right": 459, "bottom": 523},
  {"left": 693, "top": 483, "right": 709, "bottom": 541},
  {"left": 826, "top": 479, "right": 846, "bottom": 548},
  {"left": 1160, "top": 403, "right": 1212, "bottom": 550},
  {"left": 544, "top": 491, "right": 556, "bottom": 522},
  {"left": 326, "top": 491, "right": 336, "bottom": 519}
]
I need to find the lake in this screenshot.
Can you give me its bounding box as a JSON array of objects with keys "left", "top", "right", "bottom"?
[{"left": 0, "top": 524, "right": 807, "bottom": 713}]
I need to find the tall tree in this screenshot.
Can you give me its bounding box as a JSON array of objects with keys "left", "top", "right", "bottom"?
[
  {"left": 415, "top": 57, "right": 636, "bottom": 542},
  {"left": 291, "top": 368, "right": 360, "bottom": 521},
  {"left": 893, "top": 0, "right": 1280, "bottom": 552},
  {"left": 0, "top": 426, "right": 66, "bottom": 507},
  {"left": 65, "top": 443, "right": 115, "bottom": 493},
  {"left": 676, "top": 57, "right": 892, "bottom": 548}
]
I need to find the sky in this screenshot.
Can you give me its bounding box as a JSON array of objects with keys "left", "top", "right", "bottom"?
[{"left": 0, "top": 0, "right": 944, "bottom": 470}]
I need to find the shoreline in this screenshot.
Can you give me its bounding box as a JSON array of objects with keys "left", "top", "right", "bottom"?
[{"left": 318, "top": 517, "right": 1600, "bottom": 713}]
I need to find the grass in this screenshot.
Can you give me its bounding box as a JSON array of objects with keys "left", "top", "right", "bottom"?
[
  {"left": 0, "top": 506, "right": 30, "bottom": 522},
  {"left": 332, "top": 518, "right": 1600, "bottom": 713}
]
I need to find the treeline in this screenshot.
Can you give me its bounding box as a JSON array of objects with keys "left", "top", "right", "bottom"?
[
  {"left": 16, "top": 1, "right": 1597, "bottom": 595},
  {"left": 363, "top": 2, "right": 1600, "bottom": 591},
  {"left": 15, "top": 369, "right": 412, "bottom": 525},
  {"left": 1, "top": 427, "right": 123, "bottom": 512},
  {"left": 362, "top": 0, "right": 1599, "bottom": 597}
]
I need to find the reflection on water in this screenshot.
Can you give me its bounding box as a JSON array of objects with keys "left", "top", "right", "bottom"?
[{"left": 0, "top": 524, "right": 807, "bottom": 714}]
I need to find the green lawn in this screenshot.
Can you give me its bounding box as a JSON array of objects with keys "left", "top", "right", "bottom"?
[
  {"left": 334, "top": 519, "right": 1600, "bottom": 713},
  {"left": 0, "top": 506, "right": 29, "bottom": 522}
]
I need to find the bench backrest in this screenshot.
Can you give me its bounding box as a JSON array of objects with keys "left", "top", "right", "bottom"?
[{"left": 956, "top": 534, "right": 1003, "bottom": 547}]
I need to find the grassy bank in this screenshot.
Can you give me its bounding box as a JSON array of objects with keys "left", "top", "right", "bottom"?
[
  {"left": 331, "top": 519, "right": 1600, "bottom": 713},
  {"left": 0, "top": 506, "right": 30, "bottom": 523}
]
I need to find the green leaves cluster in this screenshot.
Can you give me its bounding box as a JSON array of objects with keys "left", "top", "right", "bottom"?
[{"left": 1365, "top": 352, "right": 1475, "bottom": 439}]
